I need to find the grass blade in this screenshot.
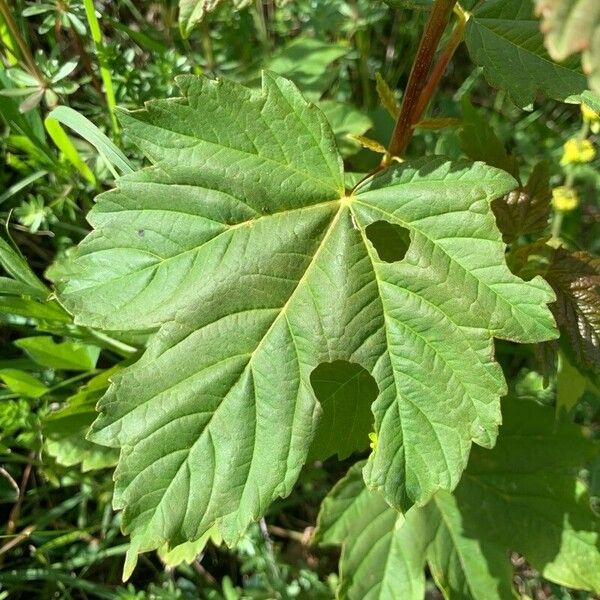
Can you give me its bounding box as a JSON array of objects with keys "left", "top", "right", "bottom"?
[
  {"left": 45, "top": 117, "right": 96, "bottom": 184},
  {"left": 46, "top": 106, "right": 134, "bottom": 177},
  {"left": 82, "top": 0, "right": 119, "bottom": 135}
]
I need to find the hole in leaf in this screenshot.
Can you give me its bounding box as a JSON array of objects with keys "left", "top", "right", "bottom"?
[
  {"left": 308, "top": 361, "right": 378, "bottom": 462},
  {"left": 365, "top": 220, "right": 411, "bottom": 262}
]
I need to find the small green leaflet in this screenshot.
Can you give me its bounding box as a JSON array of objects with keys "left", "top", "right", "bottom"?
[
  {"left": 0, "top": 237, "right": 49, "bottom": 299},
  {"left": 308, "top": 361, "right": 378, "bottom": 461},
  {"left": 265, "top": 37, "right": 349, "bottom": 101},
  {"left": 54, "top": 72, "right": 557, "bottom": 575},
  {"left": 317, "top": 100, "right": 373, "bottom": 157},
  {"left": 315, "top": 399, "right": 600, "bottom": 599},
  {"left": 178, "top": 0, "right": 251, "bottom": 37},
  {"left": 0, "top": 369, "right": 48, "bottom": 398},
  {"left": 14, "top": 336, "right": 100, "bottom": 371},
  {"left": 45, "top": 431, "right": 118, "bottom": 472},
  {"left": 44, "top": 369, "right": 119, "bottom": 472},
  {"left": 580, "top": 89, "right": 600, "bottom": 113},
  {"left": 465, "top": 0, "right": 587, "bottom": 106},
  {"left": 460, "top": 98, "right": 519, "bottom": 179}
]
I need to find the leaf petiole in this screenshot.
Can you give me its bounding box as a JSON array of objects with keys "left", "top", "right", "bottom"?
[{"left": 387, "top": 0, "right": 458, "bottom": 159}]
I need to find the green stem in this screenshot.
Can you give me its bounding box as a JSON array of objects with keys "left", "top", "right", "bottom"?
[
  {"left": 387, "top": 0, "right": 457, "bottom": 159},
  {"left": 578, "top": 119, "right": 590, "bottom": 141},
  {"left": 252, "top": 0, "right": 269, "bottom": 49},
  {"left": 82, "top": 0, "right": 119, "bottom": 135},
  {"left": 46, "top": 370, "right": 99, "bottom": 394},
  {"left": 85, "top": 328, "right": 137, "bottom": 357},
  {"left": 201, "top": 20, "right": 214, "bottom": 72},
  {"left": 356, "top": 27, "right": 373, "bottom": 108},
  {"left": 550, "top": 210, "right": 563, "bottom": 241}
]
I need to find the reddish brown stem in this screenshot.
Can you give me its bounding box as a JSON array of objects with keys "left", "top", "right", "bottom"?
[
  {"left": 413, "top": 13, "right": 466, "bottom": 124},
  {"left": 387, "top": 0, "right": 457, "bottom": 158}
]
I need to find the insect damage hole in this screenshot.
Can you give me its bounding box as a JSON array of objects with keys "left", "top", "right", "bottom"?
[
  {"left": 308, "top": 361, "right": 379, "bottom": 462},
  {"left": 365, "top": 220, "right": 411, "bottom": 262}
]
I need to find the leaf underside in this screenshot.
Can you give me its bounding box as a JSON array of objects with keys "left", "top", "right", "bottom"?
[
  {"left": 546, "top": 249, "right": 600, "bottom": 372},
  {"left": 535, "top": 0, "right": 600, "bottom": 94},
  {"left": 491, "top": 163, "right": 552, "bottom": 242},
  {"left": 315, "top": 399, "right": 600, "bottom": 599},
  {"left": 54, "top": 72, "right": 557, "bottom": 573}
]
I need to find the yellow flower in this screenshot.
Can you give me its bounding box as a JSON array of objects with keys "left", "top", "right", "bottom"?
[
  {"left": 581, "top": 103, "right": 600, "bottom": 123},
  {"left": 582, "top": 103, "right": 600, "bottom": 134},
  {"left": 368, "top": 432, "right": 378, "bottom": 451},
  {"left": 552, "top": 186, "right": 579, "bottom": 212},
  {"left": 561, "top": 138, "right": 596, "bottom": 165}
]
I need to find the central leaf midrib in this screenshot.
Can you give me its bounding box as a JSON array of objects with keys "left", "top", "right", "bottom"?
[
  {"left": 231, "top": 199, "right": 347, "bottom": 383},
  {"left": 97, "top": 197, "right": 347, "bottom": 437},
  {"left": 123, "top": 199, "right": 348, "bottom": 539}
]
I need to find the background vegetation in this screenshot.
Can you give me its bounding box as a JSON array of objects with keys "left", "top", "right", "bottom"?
[{"left": 0, "top": 1, "right": 598, "bottom": 598}]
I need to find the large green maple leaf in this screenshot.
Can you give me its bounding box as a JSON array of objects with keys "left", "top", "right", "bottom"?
[
  {"left": 316, "top": 399, "right": 600, "bottom": 599},
  {"left": 53, "top": 73, "right": 557, "bottom": 572}
]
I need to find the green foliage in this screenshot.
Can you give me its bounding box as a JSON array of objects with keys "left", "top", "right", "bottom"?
[
  {"left": 53, "top": 71, "right": 558, "bottom": 574},
  {"left": 178, "top": 0, "right": 251, "bottom": 38},
  {"left": 308, "top": 361, "right": 378, "bottom": 461},
  {"left": 464, "top": 0, "right": 587, "bottom": 106},
  {"left": 46, "top": 105, "right": 134, "bottom": 176},
  {"left": 265, "top": 37, "right": 348, "bottom": 100},
  {"left": 316, "top": 398, "right": 600, "bottom": 598},
  {"left": 44, "top": 368, "right": 120, "bottom": 471},
  {"left": 0, "top": 237, "right": 49, "bottom": 298},
  {"left": 460, "top": 98, "right": 520, "bottom": 178},
  {"left": 0, "top": 368, "right": 48, "bottom": 398},
  {"left": 15, "top": 336, "right": 100, "bottom": 371},
  {"left": 317, "top": 100, "right": 373, "bottom": 157},
  {"left": 0, "top": 0, "right": 599, "bottom": 597}
]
